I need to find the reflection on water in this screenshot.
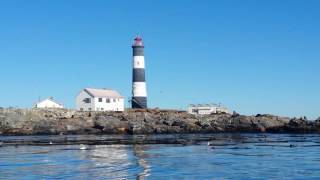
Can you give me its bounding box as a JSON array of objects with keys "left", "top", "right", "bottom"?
[
  {"left": 85, "top": 145, "right": 152, "bottom": 179},
  {"left": 0, "top": 133, "right": 320, "bottom": 179},
  {"left": 84, "top": 145, "right": 130, "bottom": 179},
  {"left": 134, "top": 145, "right": 151, "bottom": 179}
]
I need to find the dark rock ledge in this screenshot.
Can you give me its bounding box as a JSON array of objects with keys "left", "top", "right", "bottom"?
[{"left": 0, "top": 108, "right": 319, "bottom": 135}]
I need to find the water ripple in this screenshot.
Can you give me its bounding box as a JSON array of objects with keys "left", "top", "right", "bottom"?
[{"left": 0, "top": 133, "right": 320, "bottom": 179}]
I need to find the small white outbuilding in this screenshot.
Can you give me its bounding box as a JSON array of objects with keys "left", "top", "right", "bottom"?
[
  {"left": 188, "top": 103, "right": 229, "bottom": 115},
  {"left": 34, "top": 97, "right": 64, "bottom": 109},
  {"left": 76, "top": 88, "right": 125, "bottom": 112}
]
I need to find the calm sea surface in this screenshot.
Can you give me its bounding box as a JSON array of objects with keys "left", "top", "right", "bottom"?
[{"left": 0, "top": 133, "right": 320, "bottom": 179}]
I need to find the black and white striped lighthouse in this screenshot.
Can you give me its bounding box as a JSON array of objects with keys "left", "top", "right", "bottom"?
[{"left": 132, "top": 36, "right": 147, "bottom": 108}]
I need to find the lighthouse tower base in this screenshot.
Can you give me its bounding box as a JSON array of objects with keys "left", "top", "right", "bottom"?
[{"left": 132, "top": 97, "right": 147, "bottom": 109}]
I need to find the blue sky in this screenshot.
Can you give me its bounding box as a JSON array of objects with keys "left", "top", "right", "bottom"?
[{"left": 0, "top": 0, "right": 319, "bottom": 119}]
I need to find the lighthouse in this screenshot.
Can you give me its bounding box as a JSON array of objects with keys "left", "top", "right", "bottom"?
[{"left": 132, "top": 36, "right": 147, "bottom": 108}]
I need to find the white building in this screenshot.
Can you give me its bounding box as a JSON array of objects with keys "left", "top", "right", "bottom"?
[
  {"left": 34, "top": 97, "right": 64, "bottom": 109},
  {"left": 188, "top": 103, "right": 229, "bottom": 115},
  {"left": 76, "top": 88, "right": 125, "bottom": 112}
]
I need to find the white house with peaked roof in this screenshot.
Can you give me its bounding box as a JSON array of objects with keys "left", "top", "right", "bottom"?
[
  {"left": 76, "top": 88, "right": 125, "bottom": 112},
  {"left": 34, "top": 97, "right": 64, "bottom": 109}
]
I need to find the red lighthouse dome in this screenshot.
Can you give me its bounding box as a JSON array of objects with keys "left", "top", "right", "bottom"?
[{"left": 133, "top": 36, "right": 144, "bottom": 47}]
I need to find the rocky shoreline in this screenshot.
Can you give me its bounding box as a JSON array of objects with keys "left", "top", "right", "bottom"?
[{"left": 0, "top": 108, "right": 319, "bottom": 135}]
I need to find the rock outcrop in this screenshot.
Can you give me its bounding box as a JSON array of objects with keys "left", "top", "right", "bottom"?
[{"left": 0, "top": 108, "right": 319, "bottom": 135}]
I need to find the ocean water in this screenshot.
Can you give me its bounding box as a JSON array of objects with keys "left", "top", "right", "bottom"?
[{"left": 0, "top": 133, "right": 320, "bottom": 179}]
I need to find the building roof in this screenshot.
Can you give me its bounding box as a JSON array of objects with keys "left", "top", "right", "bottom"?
[
  {"left": 189, "top": 103, "right": 225, "bottom": 108},
  {"left": 34, "top": 97, "right": 63, "bottom": 107},
  {"left": 84, "top": 88, "right": 123, "bottom": 98},
  {"left": 40, "top": 98, "right": 62, "bottom": 104}
]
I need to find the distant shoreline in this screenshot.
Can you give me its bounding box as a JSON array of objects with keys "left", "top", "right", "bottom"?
[{"left": 0, "top": 108, "right": 319, "bottom": 136}]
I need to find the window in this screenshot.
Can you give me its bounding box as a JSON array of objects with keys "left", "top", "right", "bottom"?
[
  {"left": 101, "top": 108, "right": 104, "bottom": 111},
  {"left": 88, "top": 108, "right": 92, "bottom": 111},
  {"left": 98, "top": 98, "right": 103, "bottom": 102},
  {"left": 83, "top": 98, "right": 91, "bottom": 103},
  {"left": 80, "top": 108, "right": 83, "bottom": 111},
  {"left": 113, "top": 98, "right": 116, "bottom": 103},
  {"left": 106, "top": 98, "right": 110, "bottom": 103}
]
